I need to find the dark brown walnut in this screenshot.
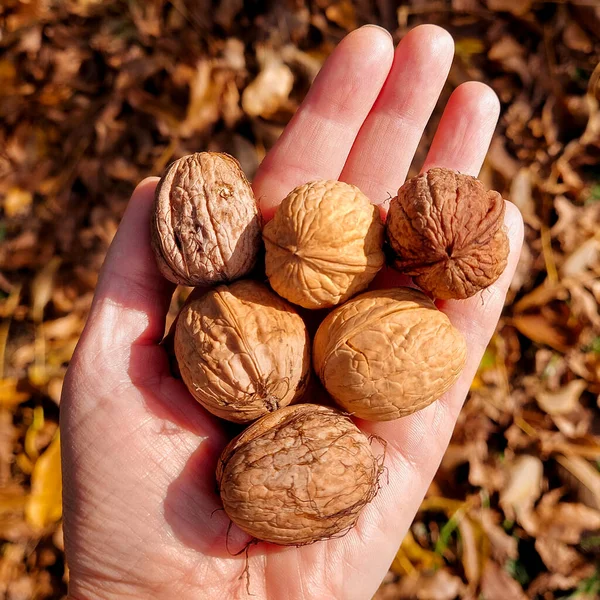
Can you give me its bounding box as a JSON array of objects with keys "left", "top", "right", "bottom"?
[
  {"left": 216, "top": 404, "right": 382, "bottom": 545},
  {"left": 174, "top": 281, "right": 310, "bottom": 423},
  {"left": 313, "top": 288, "right": 467, "bottom": 421},
  {"left": 386, "top": 168, "right": 509, "bottom": 299},
  {"left": 152, "top": 152, "right": 262, "bottom": 286}
]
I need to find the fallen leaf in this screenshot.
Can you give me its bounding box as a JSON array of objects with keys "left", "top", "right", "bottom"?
[
  {"left": 480, "top": 560, "right": 528, "bottom": 600},
  {"left": 395, "top": 569, "right": 466, "bottom": 600},
  {"left": 536, "top": 380, "right": 587, "bottom": 415},
  {"left": 242, "top": 48, "right": 294, "bottom": 118},
  {"left": 499, "top": 455, "right": 543, "bottom": 522},
  {"left": 3, "top": 187, "right": 33, "bottom": 218},
  {"left": 535, "top": 536, "right": 585, "bottom": 575},
  {"left": 511, "top": 314, "right": 569, "bottom": 353},
  {"left": 556, "top": 454, "right": 600, "bottom": 510},
  {"left": 25, "top": 432, "right": 62, "bottom": 529},
  {"left": 534, "top": 491, "right": 600, "bottom": 544},
  {"left": 0, "top": 378, "right": 30, "bottom": 407}
]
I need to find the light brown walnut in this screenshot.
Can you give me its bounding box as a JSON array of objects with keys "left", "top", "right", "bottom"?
[
  {"left": 216, "top": 404, "right": 382, "bottom": 545},
  {"left": 386, "top": 168, "right": 509, "bottom": 299},
  {"left": 152, "top": 152, "right": 262, "bottom": 286},
  {"left": 263, "top": 180, "right": 384, "bottom": 309},
  {"left": 313, "top": 288, "right": 467, "bottom": 421},
  {"left": 174, "top": 281, "right": 310, "bottom": 423}
]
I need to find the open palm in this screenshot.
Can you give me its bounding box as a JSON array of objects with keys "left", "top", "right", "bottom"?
[{"left": 61, "top": 25, "right": 523, "bottom": 600}]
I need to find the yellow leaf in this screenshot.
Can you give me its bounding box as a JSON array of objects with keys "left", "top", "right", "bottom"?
[
  {"left": 25, "top": 432, "right": 62, "bottom": 529},
  {"left": 420, "top": 496, "right": 467, "bottom": 515},
  {"left": 325, "top": 1, "right": 357, "bottom": 30},
  {"left": 391, "top": 530, "right": 444, "bottom": 575},
  {"left": 0, "top": 377, "right": 30, "bottom": 406},
  {"left": 455, "top": 38, "right": 485, "bottom": 61},
  {"left": 28, "top": 362, "right": 52, "bottom": 387},
  {"left": 25, "top": 405, "right": 45, "bottom": 462},
  {"left": 3, "top": 187, "right": 33, "bottom": 217}
]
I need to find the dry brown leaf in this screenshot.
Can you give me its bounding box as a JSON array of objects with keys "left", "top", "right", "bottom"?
[
  {"left": 536, "top": 380, "right": 587, "bottom": 415},
  {"left": 556, "top": 454, "right": 600, "bottom": 510},
  {"left": 511, "top": 314, "right": 569, "bottom": 353},
  {"left": 534, "top": 491, "right": 600, "bottom": 544},
  {"left": 527, "top": 565, "right": 596, "bottom": 598},
  {"left": 242, "top": 48, "right": 294, "bottom": 118},
  {"left": 480, "top": 509, "right": 519, "bottom": 562},
  {"left": 499, "top": 455, "right": 543, "bottom": 522},
  {"left": 480, "top": 560, "right": 527, "bottom": 600},
  {"left": 395, "top": 569, "right": 466, "bottom": 600},
  {"left": 534, "top": 536, "right": 585, "bottom": 575}
]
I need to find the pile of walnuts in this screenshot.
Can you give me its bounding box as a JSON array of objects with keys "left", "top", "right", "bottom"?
[{"left": 152, "top": 152, "right": 509, "bottom": 546}]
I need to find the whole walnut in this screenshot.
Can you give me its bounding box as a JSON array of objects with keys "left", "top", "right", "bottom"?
[
  {"left": 152, "top": 152, "right": 262, "bottom": 286},
  {"left": 313, "top": 288, "right": 467, "bottom": 421},
  {"left": 263, "top": 180, "right": 384, "bottom": 309},
  {"left": 174, "top": 280, "right": 310, "bottom": 423},
  {"left": 216, "top": 404, "right": 382, "bottom": 545},
  {"left": 386, "top": 168, "right": 509, "bottom": 299}
]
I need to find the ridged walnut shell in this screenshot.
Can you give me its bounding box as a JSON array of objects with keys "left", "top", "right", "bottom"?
[
  {"left": 386, "top": 168, "right": 509, "bottom": 299},
  {"left": 263, "top": 180, "right": 384, "bottom": 309},
  {"left": 152, "top": 152, "right": 262, "bottom": 286},
  {"left": 216, "top": 404, "right": 382, "bottom": 545},
  {"left": 313, "top": 288, "right": 467, "bottom": 421},
  {"left": 174, "top": 281, "right": 310, "bottom": 423}
]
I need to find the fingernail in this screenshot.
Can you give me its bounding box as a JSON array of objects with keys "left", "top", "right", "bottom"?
[{"left": 359, "top": 24, "right": 393, "bottom": 40}]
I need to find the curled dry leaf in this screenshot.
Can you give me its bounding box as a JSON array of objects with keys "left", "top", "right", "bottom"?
[
  {"left": 499, "top": 454, "right": 543, "bottom": 523},
  {"left": 152, "top": 152, "right": 262, "bottom": 286},
  {"left": 216, "top": 404, "right": 382, "bottom": 545},
  {"left": 241, "top": 48, "right": 294, "bottom": 118},
  {"left": 313, "top": 288, "right": 467, "bottom": 420},
  {"left": 264, "top": 180, "right": 384, "bottom": 309},
  {"left": 536, "top": 380, "right": 587, "bottom": 415},
  {"left": 174, "top": 280, "right": 310, "bottom": 423},
  {"left": 386, "top": 168, "right": 509, "bottom": 299}
]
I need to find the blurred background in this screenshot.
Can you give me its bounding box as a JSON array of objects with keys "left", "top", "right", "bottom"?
[{"left": 1, "top": 1, "right": 599, "bottom": 598}]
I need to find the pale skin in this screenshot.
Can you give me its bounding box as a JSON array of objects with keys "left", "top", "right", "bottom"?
[{"left": 61, "top": 24, "right": 524, "bottom": 600}]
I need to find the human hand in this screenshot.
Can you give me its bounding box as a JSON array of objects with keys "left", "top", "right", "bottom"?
[{"left": 61, "top": 24, "right": 523, "bottom": 600}]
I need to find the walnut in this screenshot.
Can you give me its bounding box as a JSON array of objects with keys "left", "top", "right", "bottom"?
[
  {"left": 174, "top": 280, "right": 310, "bottom": 423},
  {"left": 386, "top": 168, "right": 509, "bottom": 299},
  {"left": 313, "top": 288, "right": 467, "bottom": 421},
  {"left": 152, "top": 152, "right": 262, "bottom": 286},
  {"left": 216, "top": 404, "right": 382, "bottom": 545},
  {"left": 263, "top": 180, "right": 384, "bottom": 309}
]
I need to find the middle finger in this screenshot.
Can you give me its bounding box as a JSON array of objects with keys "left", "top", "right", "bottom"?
[{"left": 340, "top": 25, "right": 454, "bottom": 205}]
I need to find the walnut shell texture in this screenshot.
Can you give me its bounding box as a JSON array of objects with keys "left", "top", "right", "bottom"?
[
  {"left": 152, "top": 152, "right": 262, "bottom": 286},
  {"left": 263, "top": 180, "right": 384, "bottom": 309},
  {"left": 386, "top": 168, "right": 509, "bottom": 299},
  {"left": 174, "top": 281, "right": 310, "bottom": 423},
  {"left": 313, "top": 288, "right": 467, "bottom": 421},
  {"left": 216, "top": 404, "right": 382, "bottom": 545}
]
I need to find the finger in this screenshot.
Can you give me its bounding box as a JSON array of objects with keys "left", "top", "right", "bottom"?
[
  {"left": 82, "top": 178, "right": 174, "bottom": 353},
  {"left": 253, "top": 25, "right": 394, "bottom": 219},
  {"left": 421, "top": 81, "right": 500, "bottom": 175},
  {"left": 339, "top": 25, "right": 454, "bottom": 204}
]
